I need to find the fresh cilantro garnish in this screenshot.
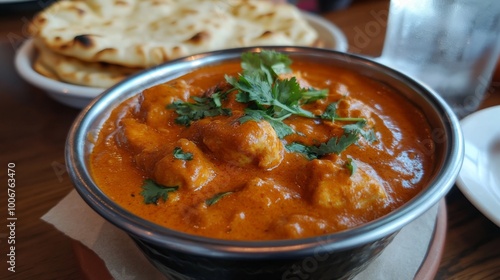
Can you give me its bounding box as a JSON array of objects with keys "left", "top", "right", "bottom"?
[
  {"left": 205, "top": 191, "right": 233, "bottom": 206},
  {"left": 223, "top": 51, "right": 329, "bottom": 138},
  {"left": 321, "top": 101, "right": 340, "bottom": 120},
  {"left": 301, "top": 88, "right": 330, "bottom": 104},
  {"left": 239, "top": 51, "right": 328, "bottom": 106},
  {"left": 140, "top": 179, "right": 178, "bottom": 205},
  {"left": 229, "top": 72, "right": 324, "bottom": 120},
  {"left": 346, "top": 157, "right": 357, "bottom": 176},
  {"left": 285, "top": 119, "right": 377, "bottom": 160},
  {"left": 167, "top": 92, "right": 232, "bottom": 126},
  {"left": 343, "top": 121, "right": 377, "bottom": 143},
  {"left": 241, "top": 51, "right": 292, "bottom": 80},
  {"left": 173, "top": 147, "right": 193, "bottom": 161},
  {"left": 239, "top": 109, "right": 295, "bottom": 138},
  {"left": 286, "top": 133, "right": 359, "bottom": 160},
  {"left": 166, "top": 50, "right": 376, "bottom": 161},
  {"left": 321, "top": 103, "right": 377, "bottom": 143}
]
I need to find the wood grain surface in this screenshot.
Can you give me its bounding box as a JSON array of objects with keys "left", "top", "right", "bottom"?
[{"left": 0, "top": 0, "right": 499, "bottom": 279}]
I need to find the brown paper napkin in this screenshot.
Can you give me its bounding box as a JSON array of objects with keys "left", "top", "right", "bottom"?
[{"left": 42, "top": 190, "right": 438, "bottom": 280}]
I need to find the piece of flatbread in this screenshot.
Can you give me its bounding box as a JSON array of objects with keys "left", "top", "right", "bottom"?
[
  {"left": 33, "top": 39, "right": 142, "bottom": 88},
  {"left": 28, "top": 0, "right": 319, "bottom": 68}
]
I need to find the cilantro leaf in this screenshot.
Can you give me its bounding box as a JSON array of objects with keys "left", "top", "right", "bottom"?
[
  {"left": 343, "top": 121, "right": 377, "bottom": 143},
  {"left": 232, "top": 75, "right": 318, "bottom": 120},
  {"left": 285, "top": 119, "right": 377, "bottom": 160},
  {"left": 321, "top": 101, "right": 340, "bottom": 120},
  {"left": 167, "top": 92, "right": 232, "bottom": 126},
  {"left": 286, "top": 133, "right": 359, "bottom": 160},
  {"left": 173, "top": 147, "right": 193, "bottom": 161},
  {"left": 233, "top": 72, "right": 274, "bottom": 105},
  {"left": 311, "top": 133, "right": 359, "bottom": 156},
  {"left": 140, "top": 179, "right": 178, "bottom": 205},
  {"left": 346, "top": 157, "right": 357, "bottom": 176},
  {"left": 241, "top": 51, "right": 292, "bottom": 78},
  {"left": 239, "top": 109, "right": 295, "bottom": 138},
  {"left": 205, "top": 191, "right": 233, "bottom": 206},
  {"left": 301, "top": 88, "right": 329, "bottom": 104},
  {"left": 285, "top": 142, "right": 314, "bottom": 159},
  {"left": 271, "top": 78, "right": 316, "bottom": 118}
]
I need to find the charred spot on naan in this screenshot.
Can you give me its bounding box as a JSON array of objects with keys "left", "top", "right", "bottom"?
[
  {"left": 259, "top": 31, "right": 274, "bottom": 39},
  {"left": 186, "top": 31, "right": 210, "bottom": 45},
  {"left": 73, "top": 34, "right": 95, "bottom": 48}
]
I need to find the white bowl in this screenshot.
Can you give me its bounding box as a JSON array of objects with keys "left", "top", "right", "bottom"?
[
  {"left": 14, "top": 13, "right": 348, "bottom": 109},
  {"left": 14, "top": 39, "right": 103, "bottom": 109},
  {"left": 303, "top": 12, "right": 348, "bottom": 52}
]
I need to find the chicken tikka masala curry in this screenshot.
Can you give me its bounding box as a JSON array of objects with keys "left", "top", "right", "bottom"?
[{"left": 90, "top": 51, "right": 434, "bottom": 240}]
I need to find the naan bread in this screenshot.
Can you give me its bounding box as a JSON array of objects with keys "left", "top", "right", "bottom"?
[
  {"left": 33, "top": 40, "right": 142, "bottom": 88},
  {"left": 29, "top": 0, "right": 319, "bottom": 68}
]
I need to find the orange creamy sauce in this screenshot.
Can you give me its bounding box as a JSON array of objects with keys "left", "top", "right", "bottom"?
[{"left": 90, "top": 59, "right": 434, "bottom": 240}]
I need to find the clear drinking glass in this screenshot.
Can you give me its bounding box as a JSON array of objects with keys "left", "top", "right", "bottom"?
[{"left": 379, "top": 0, "right": 500, "bottom": 118}]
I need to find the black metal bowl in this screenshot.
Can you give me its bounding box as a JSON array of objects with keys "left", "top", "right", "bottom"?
[{"left": 65, "top": 46, "right": 463, "bottom": 280}]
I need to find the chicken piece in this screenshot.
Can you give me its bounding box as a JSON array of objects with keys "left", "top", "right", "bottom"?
[
  {"left": 192, "top": 116, "right": 284, "bottom": 169},
  {"left": 138, "top": 80, "right": 195, "bottom": 128},
  {"left": 115, "top": 117, "right": 165, "bottom": 154},
  {"left": 306, "top": 159, "right": 388, "bottom": 210},
  {"left": 154, "top": 138, "right": 215, "bottom": 191},
  {"left": 115, "top": 117, "right": 177, "bottom": 173}
]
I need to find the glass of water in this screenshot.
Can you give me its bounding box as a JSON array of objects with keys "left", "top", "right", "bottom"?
[{"left": 378, "top": 0, "right": 500, "bottom": 118}]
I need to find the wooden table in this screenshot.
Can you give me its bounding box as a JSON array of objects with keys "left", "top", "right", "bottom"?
[{"left": 1, "top": 1, "right": 499, "bottom": 279}]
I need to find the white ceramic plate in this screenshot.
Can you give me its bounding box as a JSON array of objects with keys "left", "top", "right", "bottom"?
[
  {"left": 14, "top": 13, "right": 348, "bottom": 109},
  {"left": 456, "top": 105, "right": 500, "bottom": 227}
]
